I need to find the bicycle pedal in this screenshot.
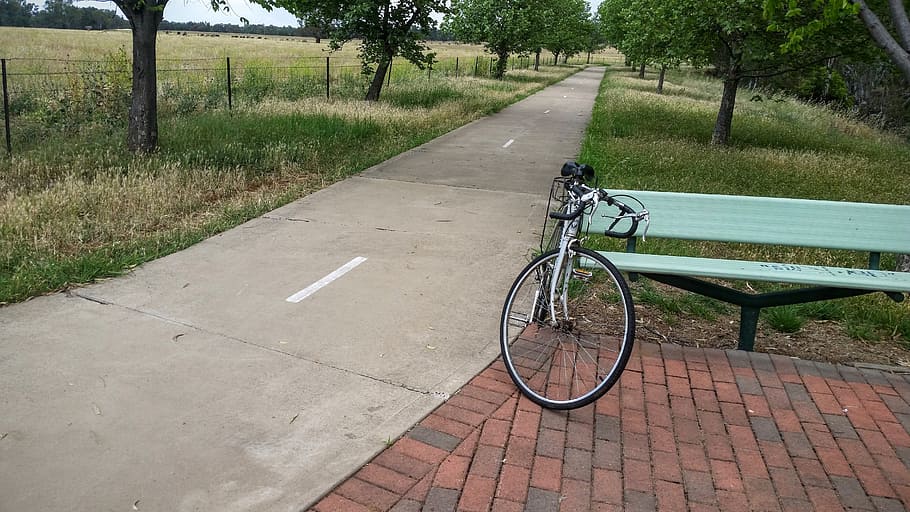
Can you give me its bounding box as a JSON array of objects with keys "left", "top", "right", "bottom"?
[{"left": 572, "top": 269, "right": 593, "bottom": 280}]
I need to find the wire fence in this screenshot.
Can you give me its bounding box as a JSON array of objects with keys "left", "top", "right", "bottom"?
[{"left": 0, "top": 52, "right": 611, "bottom": 154}]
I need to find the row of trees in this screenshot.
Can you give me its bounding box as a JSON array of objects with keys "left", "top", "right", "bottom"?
[
  {"left": 598, "top": 0, "right": 910, "bottom": 146},
  {"left": 0, "top": 0, "right": 127, "bottom": 29},
  {"left": 78, "top": 0, "right": 603, "bottom": 152},
  {"left": 445, "top": 0, "right": 600, "bottom": 79},
  {"left": 158, "top": 20, "right": 303, "bottom": 36}
]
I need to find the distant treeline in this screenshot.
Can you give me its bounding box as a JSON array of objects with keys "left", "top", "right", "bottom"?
[
  {"left": 160, "top": 20, "right": 305, "bottom": 37},
  {"left": 0, "top": 0, "right": 455, "bottom": 39},
  {"left": 0, "top": 0, "right": 127, "bottom": 30}
]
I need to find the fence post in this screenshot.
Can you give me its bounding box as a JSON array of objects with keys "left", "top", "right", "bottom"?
[
  {"left": 2, "top": 59, "right": 10, "bottom": 155},
  {"left": 386, "top": 59, "right": 392, "bottom": 87},
  {"left": 325, "top": 56, "right": 330, "bottom": 99},
  {"left": 474, "top": 56, "right": 479, "bottom": 77},
  {"left": 226, "top": 57, "right": 233, "bottom": 111},
  {"left": 455, "top": 57, "right": 459, "bottom": 78}
]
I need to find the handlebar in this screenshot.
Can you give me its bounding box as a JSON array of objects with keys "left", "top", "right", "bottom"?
[{"left": 548, "top": 180, "right": 648, "bottom": 239}]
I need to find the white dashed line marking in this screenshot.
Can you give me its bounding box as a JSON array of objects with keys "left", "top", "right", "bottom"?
[
  {"left": 286, "top": 257, "right": 367, "bottom": 303},
  {"left": 503, "top": 139, "right": 514, "bottom": 148}
]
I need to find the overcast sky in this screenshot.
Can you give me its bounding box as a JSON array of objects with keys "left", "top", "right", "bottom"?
[
  {"left": 78, "top": 0, "right": 601, "bottom": 28},
  {"left": 76, "top": 0, "right": 299, "bottom": 26}
]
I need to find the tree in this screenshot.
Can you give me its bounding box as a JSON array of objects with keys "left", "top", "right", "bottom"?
[
  {"left": 583, "top": 14, "right": 608, "bottom": 64},
  {"left": 445, "top": 0, "right": 541, "bottom": 79},
  {"left": 765, "top": 0, "right": 910, "bottom": 83},
  {"left": 256, "top": 0, "right": 445, "bottom": 101},
  {"left": 599, "top": 0, "right": 705, "bottom": 94},
  {"left": 112, "top": 0, "right": 167, "bottom": 152},
  {"left": 537, "top": 0, "right": 591, "bottom": 65},
  {"left": 0, "top": 0, "right": 38, "bottom": 26},
  {"left": 111, "top": 0, "right": 239, "bottom": 151}
]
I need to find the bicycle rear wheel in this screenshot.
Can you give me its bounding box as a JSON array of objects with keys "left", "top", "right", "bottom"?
[{"left": 500, "top": 247, "right": 635, "bottom": 409}]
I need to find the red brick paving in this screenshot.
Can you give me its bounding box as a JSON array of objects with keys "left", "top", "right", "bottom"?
[{"left": 309, "top": 342, "right": 910, "bottom": 511}]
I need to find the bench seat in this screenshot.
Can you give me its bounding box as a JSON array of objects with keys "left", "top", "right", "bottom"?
[{"left": 599, "top": 252, "right": 910, "bottom": 293}]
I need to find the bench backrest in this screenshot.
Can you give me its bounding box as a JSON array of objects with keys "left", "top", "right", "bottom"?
[{"left": 587, "top": 190, "right": 910, "bottom": 254}]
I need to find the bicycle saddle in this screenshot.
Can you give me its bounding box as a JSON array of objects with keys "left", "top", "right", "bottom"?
[{"left": 561, "top": 161, "right": 595, "bottom": 182}]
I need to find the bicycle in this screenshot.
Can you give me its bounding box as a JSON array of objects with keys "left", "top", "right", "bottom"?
[{"left": 499, "top": 161, "right": 649, "bottom": 410}]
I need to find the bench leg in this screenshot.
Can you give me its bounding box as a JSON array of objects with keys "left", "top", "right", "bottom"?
[{"left": 738, "top": 307, "right": 760, "bottom": 352}]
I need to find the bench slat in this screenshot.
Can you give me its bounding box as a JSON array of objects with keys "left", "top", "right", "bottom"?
[
  {"left": 598, "top": 251, "right": 910, "bottom": 293},
  {"left": 588, "top": 190, "right": 910, "bottom": 254}
]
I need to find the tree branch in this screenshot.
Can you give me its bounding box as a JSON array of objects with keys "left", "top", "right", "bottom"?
[
  {"left": 888, "top": 0, "right": 910, "bottom": 52},
  {"left": 740, "top": 54, "right": 842, "bottom": 79},
  {"left": 851, "top": 0, "right": 910, "bottom": 82}
]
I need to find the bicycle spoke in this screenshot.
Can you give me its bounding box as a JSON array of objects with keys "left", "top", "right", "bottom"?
[{"left": 501, "top": 248, "right": 635, "bottom": 409}]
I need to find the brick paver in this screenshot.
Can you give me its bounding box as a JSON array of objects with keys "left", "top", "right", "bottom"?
[{"left": 309, "top": 343, "right": 910, "bottom": 511}]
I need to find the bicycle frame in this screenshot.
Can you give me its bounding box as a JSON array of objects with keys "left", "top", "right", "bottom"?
[{"left": 544, "top": 194, "right": 585, "bottom": 326}]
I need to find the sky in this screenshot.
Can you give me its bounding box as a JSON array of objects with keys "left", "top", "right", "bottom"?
[
  {"left": 78, "top": 0, "right": 602, "bottom": 28},
  {"left": 77, "top": 0, "right": 303, "bottom": 27}
]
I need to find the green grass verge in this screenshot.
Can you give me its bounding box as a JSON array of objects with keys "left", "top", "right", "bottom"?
[{"left": 579, "top": 69, "right": 910, "bottom": 344}]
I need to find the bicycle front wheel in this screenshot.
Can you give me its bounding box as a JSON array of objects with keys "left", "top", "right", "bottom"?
[{"left": 500, "top": 247, "right": 635, "bottom": 409}]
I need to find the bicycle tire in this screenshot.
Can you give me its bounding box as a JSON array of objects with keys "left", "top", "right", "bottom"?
[{"left": 500, "top": 247, "right": 635, "bottom": 410}]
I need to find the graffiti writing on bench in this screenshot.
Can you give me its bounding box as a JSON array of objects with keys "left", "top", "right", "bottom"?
[{"left": 758, "top": 263, "right": 884, "bottom": 278}]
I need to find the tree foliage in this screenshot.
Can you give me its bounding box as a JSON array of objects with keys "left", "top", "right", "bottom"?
[
  {"left": 444, "top": 0, "right": 595, "bottom": 77},
  {"left": 444, "top": 0, "right": 541, "bottom": 78},
  {"left": 535, "top": 0, "right": 592, "bottom": 63},
  {"left": 252, "top": 0, "right": 445, "bottom": 100},
  {"left": 0, "top": 0, "right": 128, "bottom": 29},
  {"left": 764, "top": 0, "right": 910, "bottom": 83}
]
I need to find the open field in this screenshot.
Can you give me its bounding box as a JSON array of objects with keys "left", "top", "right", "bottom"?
[
  {"left": 581, "top": 66, "right": 910, "bottom": 362},
  {"left": 0, "top": 27, "right": 616, "bottom": 65}
]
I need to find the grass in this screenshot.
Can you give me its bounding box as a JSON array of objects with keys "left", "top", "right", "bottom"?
[
  {"left": 0, "top": 42, "right": 583, "bottom": 304},
  {"left": 635, "top": 281, "right": 730, "bottom": 325},
  {"left": 579, "top": 67, "right": 910, "bottom": 344}
]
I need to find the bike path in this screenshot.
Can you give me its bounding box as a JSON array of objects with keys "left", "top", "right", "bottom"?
[{"left": 0, "top": 67, "right": 606, "bottom": 512}]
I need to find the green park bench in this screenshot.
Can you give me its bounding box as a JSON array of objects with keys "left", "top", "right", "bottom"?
[{"left": 587, "top": 190, "right": 910, "bottom": 351}]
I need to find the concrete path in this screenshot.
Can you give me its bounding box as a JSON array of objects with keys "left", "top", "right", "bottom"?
[
  {"left": 0, "top": 67, "right": 605, "bottom": 512},
  {"left": 312, "top": 342, "right": 910, "bottom": 512}
]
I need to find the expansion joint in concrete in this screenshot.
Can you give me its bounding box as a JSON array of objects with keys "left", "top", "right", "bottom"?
[{"left": 69, "top": 290, "right": 437, "bottom": 397}]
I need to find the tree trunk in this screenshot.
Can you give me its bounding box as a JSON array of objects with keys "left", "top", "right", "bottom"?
[
  {"left": 638, "top": 62, "right": 645, "bottom": 79},
  {"left": 534, "top": 50, "right": 540, "bottom": 71},
  {"left": 494, "top": 51, "right": 509, "bottom": 79},
  {"left": 121, "top": 6, "right": 162, "bottom": 152},
  {"left": 553, "top": 51, "right": 560, "bottom": 65},
  {"left": 853, "top": 0, "right": 910, "bottom": 83},
  {"left": 365, "top": 55, "right": 392, "bottom": 101},
  {"left": 712, "top": 77, "right": 740, "bottom": 145},
  {"left": 657, "top": 65, "right": 666, "bottom": 94}
]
